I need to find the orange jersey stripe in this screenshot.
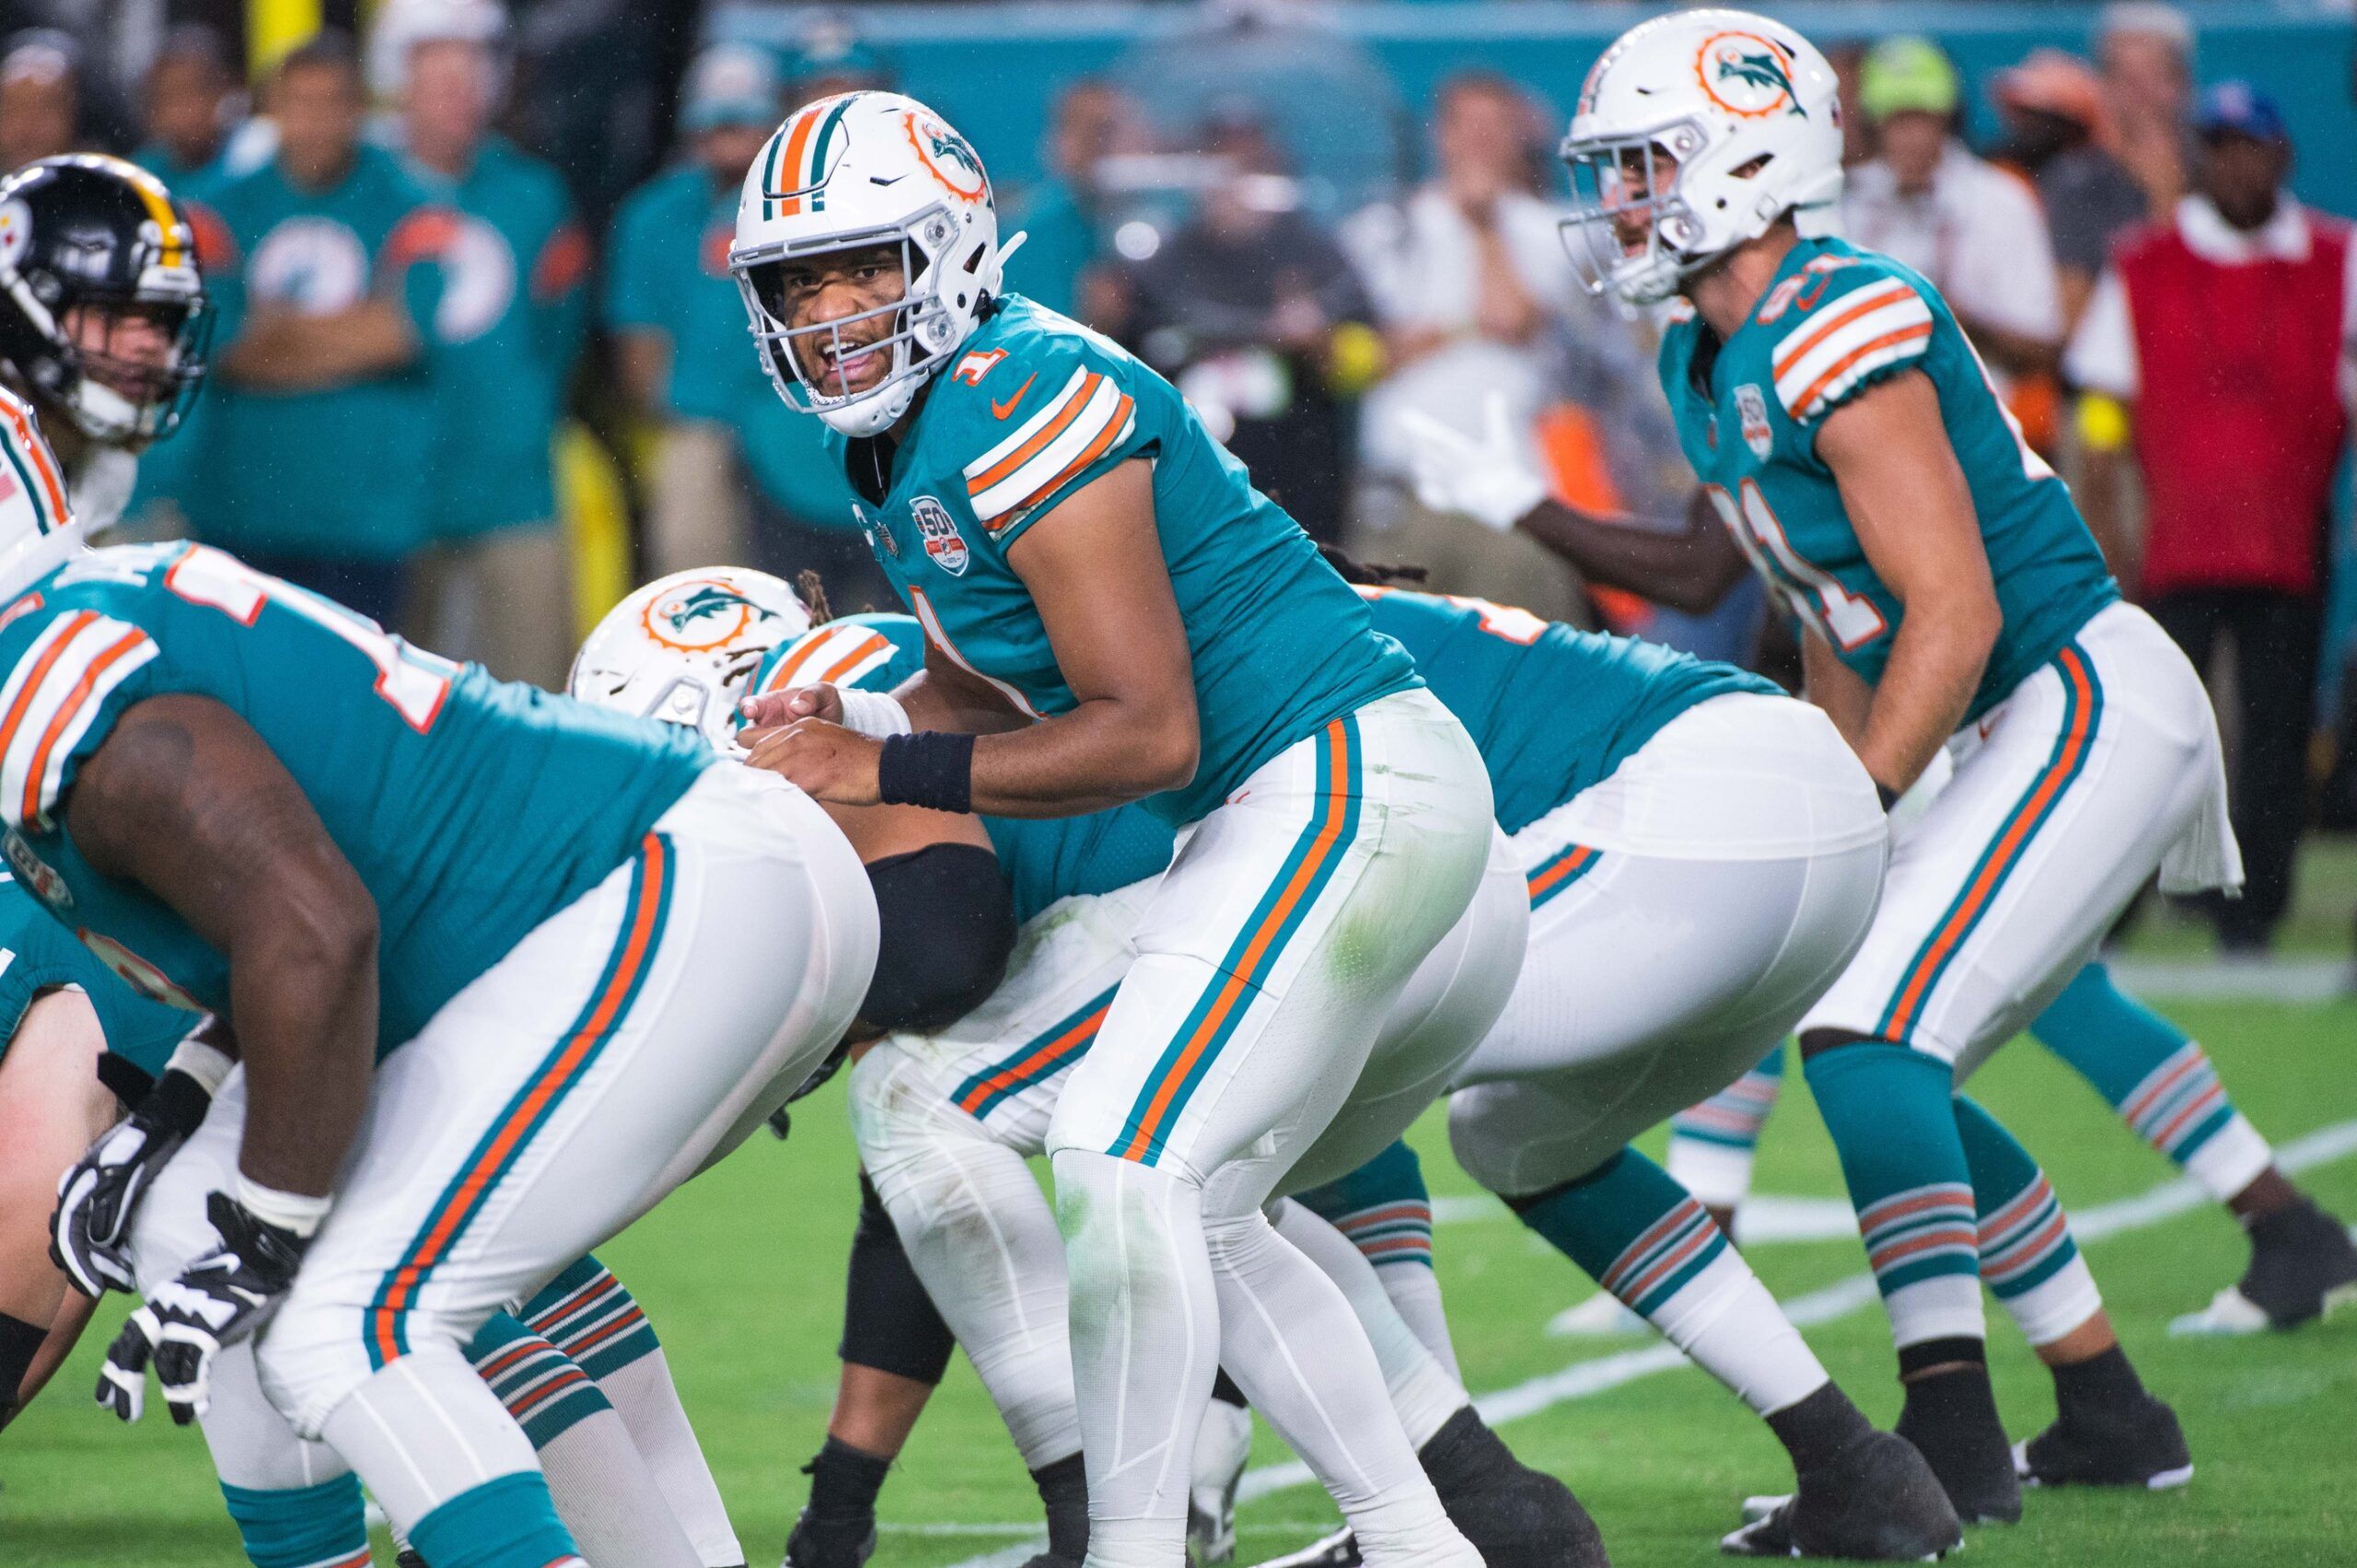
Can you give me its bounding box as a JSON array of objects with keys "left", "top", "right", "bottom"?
[
  {"left": 0, "top": 609, "right": 94, "bottom": 766},
  {"left": 1527, "top": 843, "right": 1596, "bottom": 901},
  {"left": 19, "top": 625, "right": 147, "bottom": 824},
  {"left": 2, "top": 397, "right": 68, "bottom": 528},
  {"left": 1770, "top": 283, "right": 1911, "bottom": 378},
  {"left": 995, "top": 394, "right": 1134, "bottom": 533},
  {"left": 1788, "top": 322, "right": 1933, "bottom": 422},
  {"left": 1886, "top": 652, "right": 2093, "bottom": 1034},
  {"left": 1119, "top": 720, "right": 1353, "bottom": 1158},
  {"left": 968, "top": 374, "right": 1100, "bottom": 496},
  {"left": 817, "top": 632, "right": 889, "bottom": 686}
]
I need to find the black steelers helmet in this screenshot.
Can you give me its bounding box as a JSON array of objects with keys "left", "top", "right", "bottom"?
[{"left": 0, "top": 154, "right": 210, "bottom": 446}]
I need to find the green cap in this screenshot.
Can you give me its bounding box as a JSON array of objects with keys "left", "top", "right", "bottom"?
[{"left": 1859, "top": 36, "right": 1959, "bottom": 121}]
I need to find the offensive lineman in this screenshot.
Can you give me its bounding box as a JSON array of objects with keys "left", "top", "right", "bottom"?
[
  {"left": 729, "top": 90, "right": 1500, "bottom": 1567},
  {"left": 1412, "top": 7, "right": 2231, "bottom": 1526}
]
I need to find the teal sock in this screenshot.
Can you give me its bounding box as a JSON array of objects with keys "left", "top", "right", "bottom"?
[
  {"left": 520, "top": 1254, "right": 663, "bottom": 1381},
  {"left": 1804, "top": 1043, "right": 1984, "bottom": 1349},
  {"left": 2030, "top": 961, "right": 2270, "bottom": 1196},
  {"left": 409, "top": 1470, "right": 580, "bottom": 1568},
  {"left": 1506, "top": 1148, "right": 1729, "bottom": 1317},
  {"left": 219, "top": 1473, "right": 368, "bottom": 1568},
  {"left": 1293, "top": 1138, "right": 1434, "bottom": 1269},
  {"left": 467, "top": 1311, "right": 615, "bottom": 1449},
  {"left": 1953, "top": 1095, "right": 2100, "bottom": 1345}
]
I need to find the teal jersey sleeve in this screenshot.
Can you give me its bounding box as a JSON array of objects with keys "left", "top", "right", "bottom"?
[
  {"left": 749, "top": 612, "right": 927, "bottom": 699},
  {"left": 1364, "top": 588, "right": 1778, "bottom": 835},
  {"left": 0, "top": 542, "right": 711, "bottom": 1051},
  {"left": 852, "top": 296, "right": 1419, "bottom": 826},
  {"left": 0, "top": 877, "right": 194, "bottom": 1081},
  {"left": 1664, "top": 238, "right": 2115, "bottom": 723}
]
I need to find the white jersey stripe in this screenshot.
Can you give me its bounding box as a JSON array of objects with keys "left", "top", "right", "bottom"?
[
  {"left": 909, "top": 585, "right": 1043, "bottom": 719},
  {"left": 963, "top": 366, "right": 1093, "bottom": 482},
  {"left": 1769, "top": 277, "right": 1915, "bottom": 378},
  {"left": 0, "top": 612, "right": 156, "bottom": 830},
  {"left": 970, "top": 376, "right": 1129, "bottom": 528},
  {"left": 1772, "top": 296, "right": 1934, "bottom": 423}
]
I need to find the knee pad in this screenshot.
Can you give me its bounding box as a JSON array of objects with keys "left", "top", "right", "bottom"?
[
  {"left": 839, "top": 1171, "right": 958, "bottom": 1384},
  {"left": 864, "top": 843, "right": 1018, "bottom": 1035}
]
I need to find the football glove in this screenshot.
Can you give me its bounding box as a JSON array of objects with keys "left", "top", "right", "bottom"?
[
  {"left": 52, "top": 1053, "right": 220, "bottom": 1297},
  {"left": 1399, "top": 394, "right": 1549, "bottom": 534},
  {"left": 98, "top": 1191, "right": 308, "bottom": 1424}
]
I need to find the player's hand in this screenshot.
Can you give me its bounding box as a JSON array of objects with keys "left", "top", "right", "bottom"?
[
  {"left": 1399, "top": 393, "right": 1549, "bottom": 533},
  {"left": 743, "top": 718, "right": 883, "bottom": 807},
  {"left": 738, "top": 681, "right": 842, "bottom": 737},
  {"left": 52, "top": 1065, "right": 215, "bottom": 1297},
  {"left": 98, "top": 1191, "right": 307, "bottom": 1424}
]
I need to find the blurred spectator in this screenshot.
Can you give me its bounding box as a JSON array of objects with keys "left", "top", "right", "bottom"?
[
  {"left": 1992, "top": 48, "right": 2146, "bottom": 332},
  {"left": 1116, "top": 108, "right": 1374, "bottom": 544},
  {"left": 604, "top": 44, "right": 777, "bottom": 579},
  {"left": 1844, "top": 36, "right": 2063, "bottom": 384},
  {"left": 2097, "top": 2, "right": 2196, "bottom": 220},
  {"left": 1006, "top": 78, "right": 1139, "bottom": 321},
  {"left": 1825, "top": 41, "right": 1876, "bottom": 168},
  {"left": 0, "top": 33, "right": 81, "bottom": 170},
  {"left": 1342, "top": 71, "right": 1587, "bottom": 621},
  {"left": 388, "top": 0, "right": 588, "bottom": 690},
  {"left": 134, "top": 25, "right": 240, "bottom": 189},
  {"left": 186, "top": 30, "right": 449, "bottom": 624},
  {"left": 2065, "top": 83, "right": 2354, "bottom": 951},
  {"left": 782, "top": 12, "right": 891, "bottom": 105}
]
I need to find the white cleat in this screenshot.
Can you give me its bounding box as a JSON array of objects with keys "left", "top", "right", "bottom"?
[
  {"left": 1188, "top": 1397, "right": 1254, "bottom": 1566},
  {"left": 1546, "top": 1291, "right": 1648, "bottom": 1338},
  {"left": 2168, "top": 1285, "right": 2273, "bottom": 1337}
]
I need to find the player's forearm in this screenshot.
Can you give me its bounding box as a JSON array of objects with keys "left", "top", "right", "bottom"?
[
  {"left": 227, "top": 907, "right": 377, "bottom": 1199},
  {"left": 1515, "top": 493, "right": 1750, "bottom": 614},
  {"left": 1853, "top": 609, "right": 1994, "bottom": 795},
  {"left": 968, "top": 699, "right": 1197, "bottom": 818},
  {"left": 222, "top": 303, "right": 418, "bottom": 389},
  {"left": 14, "top": 1290, "right": 97, "bottom": 1418}
]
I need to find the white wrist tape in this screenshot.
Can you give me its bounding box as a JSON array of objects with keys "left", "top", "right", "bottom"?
[
  {"left": 235, "top": 1173, "right": 332, "bottom": 1238},
  {"left": 166, "top": 1030, "right": 235, "bottom": 1095},
  {"left": 838, "top": 688, "right": 913, "bottom": 740}
]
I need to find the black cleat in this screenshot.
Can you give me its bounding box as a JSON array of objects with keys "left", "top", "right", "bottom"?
[
  {"left": 1722, "top": 1429, "right": 1961, "bottom": 1560},
  {"left": 395, "top": 1552, "right": 426, "bottom": 1568},
  {"left": 1018, "top": 1557, "right": 1085, "bottom": 1568},
  {"left": 2014, "top": 1391, "right": 2193, "bottom": 1492},
  {"left": 1420, "top": 1406, "right": 1609, "bottom": 1568},
  {"left": 2234, "top": 1198, "right": 2357, "bottom": 1330},
  {"left": 783, "top": 1508, "right": 877, "bottom": 1568},
  {"left": 1894, "top": 1366, "right": 2021, "bottom": 1525}
]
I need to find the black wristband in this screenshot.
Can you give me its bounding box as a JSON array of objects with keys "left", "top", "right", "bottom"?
[
  {"left": 1875, "top": 781, "right": 1900, "bottom": 813},
  {"left": 877, "top": 731, "right": 976, "bottom": 815}
]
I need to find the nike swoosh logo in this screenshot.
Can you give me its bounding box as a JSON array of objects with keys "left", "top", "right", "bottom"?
[
  {"left": 869, "top": 174, "right": 906, "bottom": 187},
  {"left": 991, "top": 373, "right": 1037, "bottom": 421}
]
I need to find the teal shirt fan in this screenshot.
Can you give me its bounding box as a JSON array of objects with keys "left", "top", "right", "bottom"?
[{"left": 0, "top": 542, "right": 712, "bottom": 1053}]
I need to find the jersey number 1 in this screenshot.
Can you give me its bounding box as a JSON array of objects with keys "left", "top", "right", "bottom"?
[
  {"left": 1704, "top": 481, "right": 1887, "bottom": 651},
  {"left": 165, "top": 546, "right": 456, "bottom": 731}
]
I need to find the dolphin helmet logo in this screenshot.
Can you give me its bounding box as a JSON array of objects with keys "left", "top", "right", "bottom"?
[
  {"left": 642, "top": 579, "right": 778, "bottom": 652},
  {"left": 1697, "top": 32, "right": 1805, "bottom": 120}
]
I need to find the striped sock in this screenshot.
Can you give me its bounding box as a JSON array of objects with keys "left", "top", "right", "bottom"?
[
  {"left": 1666, "top": 1045, "right": 1787, "bottom": 1213},
  {"left": 1805, "top": 1043, "right": 1985, "bottom": 1350},
  {"left": 1509, "top": 1148, "right": 1827, "bottom": 1415},
  {"left": 469, "top": 1312, "right": 615, "bottom": 1450},
  {"left": 522, "top": 1255, "right": 660, "bottom": 1380},
  {"left": 1954, "top": 1096, "right": 2101, "bottom": 1346},
  {"left": 2031, "top": 961, "right": 2273, "bottom": 1202},
  {"left": 218, "top": 1474, "right": 369, "bottom": 1568},
  {"left": 408, "top": 1471, "right": 582, "bottom": 1568}
]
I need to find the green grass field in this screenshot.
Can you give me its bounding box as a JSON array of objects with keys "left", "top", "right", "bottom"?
[{"left": 7, "top": 871, "right": 2356, "bottom": 1566}]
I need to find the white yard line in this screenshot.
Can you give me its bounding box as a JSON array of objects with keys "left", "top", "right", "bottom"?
[{"left": 938, "top": 1115, "right": 2357, "bottom": 1567}]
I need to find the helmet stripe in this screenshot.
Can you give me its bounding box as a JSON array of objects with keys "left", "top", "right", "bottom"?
[
  {"left": 772, "top": 102, "right": 826, "bottom": 217},
  {"left": 758, "top": 125, "right": 790, "bottom": 222},
  {"left": 71, "top": 154, "right": 188, "bottom": 270},
  {"left": 801, "top": 95, "right": 856, "bottom": 214}
]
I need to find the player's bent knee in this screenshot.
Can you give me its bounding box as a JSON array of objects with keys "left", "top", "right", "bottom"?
[{"left": 1446, "top": 1084, "right": 1610, "bottom": 1200}]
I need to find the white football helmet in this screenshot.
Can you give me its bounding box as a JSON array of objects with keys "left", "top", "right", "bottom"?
[
  {"left": 0, "top": 389, "right": 83, "bottom": 600},
  {"left": 568, "top": 567, "right": 811, "bottom": 751},
  {"left": 1560, "top": 9, "right": 1843, "bottom": 306},
  {"left": 728, "top": 90, "right": 1003, "bottom": 437}
]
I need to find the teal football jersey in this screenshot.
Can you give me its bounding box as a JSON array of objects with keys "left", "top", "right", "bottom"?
[
  {"left": 1363, "top": 588, "right": 1779, "bottom": 836},
  {"left": 820, "top": 295, "right": 1419, "bottom": 825},
  {"left": 184, "top": 145, "right": 450, "bottom": 562},
  {"left": 1660, "top": 237, "right": 2116, "bottom": 723},
  {"left": 0, "top": 875, "right": 192, "bottom": 1080},
  {"left": 0, "top": 542, "right": 712, "bottom": 1052},
  {"left": 409, "top": 135, "right": 588, "bottom": 538},
  {"left": 754, "top": 614, "right": 1176, "bottom": 923}
]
